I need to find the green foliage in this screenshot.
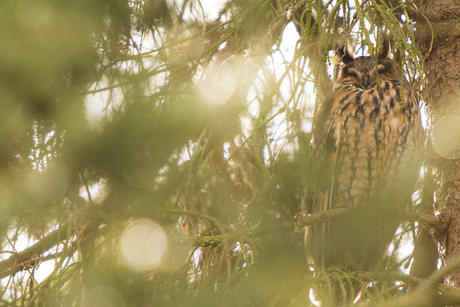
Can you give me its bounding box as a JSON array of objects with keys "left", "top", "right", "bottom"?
[{"left": 0, "top": 0, "right": 436, "bottom": 306}]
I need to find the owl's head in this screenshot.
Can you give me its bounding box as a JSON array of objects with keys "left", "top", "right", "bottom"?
[{"left": 335, "top": 37, "right": 400, "bottom": 89}]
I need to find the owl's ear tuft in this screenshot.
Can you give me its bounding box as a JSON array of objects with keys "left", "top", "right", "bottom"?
[
  {"left": 377, "top": 34, "right": 391, "bottom": 59},
  {"left": 336, "top": 43, "right": 355, "bottom": 64}
]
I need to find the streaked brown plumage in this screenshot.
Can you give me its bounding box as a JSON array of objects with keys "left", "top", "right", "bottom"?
[{"left": 307, "top": 38, "right": 424, "bottom": 272}]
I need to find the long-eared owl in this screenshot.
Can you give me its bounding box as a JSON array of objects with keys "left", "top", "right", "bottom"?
[{"left": 307, "top": 37, "right": 424, "bottom": 272}]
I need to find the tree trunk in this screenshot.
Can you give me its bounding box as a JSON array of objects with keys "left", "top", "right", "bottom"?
[{"left": 413, "top": 0, "right": 460, "bottom": 286}]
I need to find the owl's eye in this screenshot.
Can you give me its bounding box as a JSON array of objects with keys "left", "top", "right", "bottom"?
[{"left": 347, "top": 68, "right": 358, "bottom": 76}]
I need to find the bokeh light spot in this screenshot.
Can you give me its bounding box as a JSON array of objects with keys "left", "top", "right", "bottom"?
[
  {"left": 197, "top": 61, "right": 239, "bottom": 106},
  {"left": 123, "top": 160, "right": 155, "bottom": 188},
  {"left": 432, "top": 115, "right": 460, "bottom": 159},
  {"left": 160, "top": 233, "right": 192, "bottom": 272},
  {"left": 34, "top": 13, "right": 69, "bottom": 50},
  {"left": 81, "top": 286, "right": 125, "bottom": 307},
  {"left": 119, "top": 219, "right": 167, "bottom": 271},
  {"left": 28, "top": 165, "right": 68, "bottom": 205}
]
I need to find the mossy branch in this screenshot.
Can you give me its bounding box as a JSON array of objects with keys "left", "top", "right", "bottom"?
[{"left": 0, "top": 222, "right": 73, "bottom": 279}]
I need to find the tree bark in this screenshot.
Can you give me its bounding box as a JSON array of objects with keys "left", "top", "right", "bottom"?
[{"left": 413, "top": 0, "right": 460, "bottom": 287}]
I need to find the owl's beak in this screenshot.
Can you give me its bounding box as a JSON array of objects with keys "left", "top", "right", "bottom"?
[{"left": 363, "top": 76, "right": 369, "bottom": 89}]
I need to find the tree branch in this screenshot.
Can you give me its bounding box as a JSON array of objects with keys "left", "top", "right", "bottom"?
[
  {"left": 401, "top": 211, "right": 438, "bottom": 226},
  {"left": 296, "top": 208, "right": 351, "bottom": 228},
  {"left": 369, "top": 257, "right": 460, "bottom": 307},
  {"left": 295, "top": 208, "right": 439, "bottom": 228},
  {"left": 0, "top": 222, "right": 73, "bottom": 279},
  {"left": 0, "top": 218, "right": 226, "bottom": 280}
]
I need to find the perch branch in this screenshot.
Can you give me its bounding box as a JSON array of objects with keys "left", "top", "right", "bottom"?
[{"left": 295, "top": 208, "right": 439, "bottom": 228}]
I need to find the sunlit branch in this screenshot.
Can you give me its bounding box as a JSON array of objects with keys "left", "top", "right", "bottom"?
[{"left": 0, "top": 222, "right": 74, "bottom": 279}]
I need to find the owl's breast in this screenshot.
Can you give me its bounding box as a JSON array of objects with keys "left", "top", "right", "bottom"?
[{"left": 327, "top": 81, "right": 423, "bottom": 208}]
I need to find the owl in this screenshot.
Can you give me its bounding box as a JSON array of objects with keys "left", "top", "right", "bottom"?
[{"left": 306, "top": 37, "right": 424, "bottom": 272}]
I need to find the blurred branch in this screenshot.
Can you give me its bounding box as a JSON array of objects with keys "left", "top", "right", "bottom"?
[
  {"left": 296, "top": 208, "right": 351, "bottom": 228},
  {"left": 159, "top": 209, "right": 231, "bottom": 234},
  {"left": 311, "top": 268, "right": 460, "bottom": 306},
  {"left": 22, "top": 240, "right": 80, "bottom": 307},
  {"left": 369, "top": 257, "right": 460, "bottom": 307},
  {"left": 411, "top": 166, "right": 439, "bottom": 278},
  {"left": 403, "top": 211, "right": 438, "bottom": 226},
  {"left": 295, "top": 208, "right": 439, "bottom": 228},
  {"left": 0, "top": 249, "right": 74, "bottom": 281},
  {"left": 188, "top": 235, "right": 224, "bottom": 248},
  {"left": 0, "top": 222, "right": 73, "bottom": 279}
]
